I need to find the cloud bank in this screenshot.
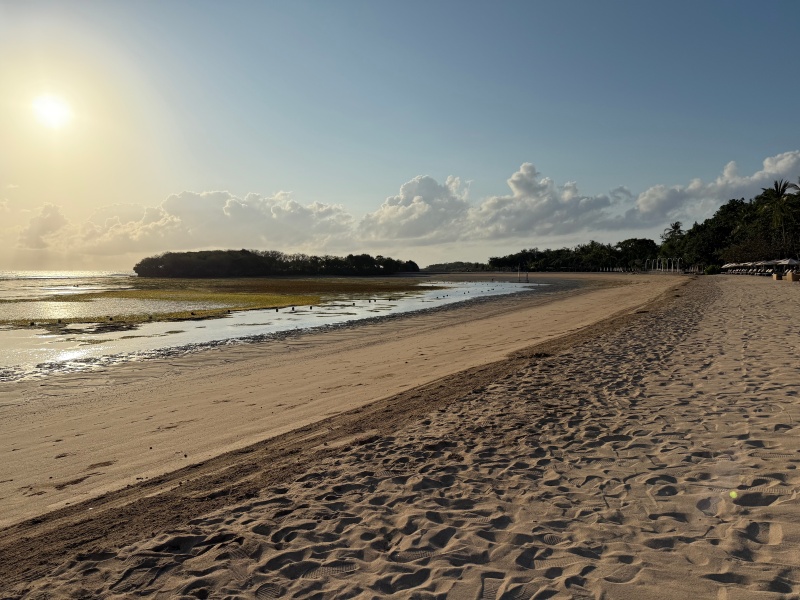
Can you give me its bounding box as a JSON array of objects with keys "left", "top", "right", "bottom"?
[
  {"left": 6, "top": 150, "right": 800, "bottom": 267},
  {"left": 18, "top": 203, "right": 69, "bottom": 250},
  {"left": 74, "top": 191, "right": 355, "bottom": 256}
]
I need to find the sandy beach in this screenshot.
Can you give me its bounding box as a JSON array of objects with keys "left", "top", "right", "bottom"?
[
  {"left": 3, "top": 273, "right": 800, "bottom": 598},
  {"left": 0, "top": 274, "right": 668, "bottom": 528}
]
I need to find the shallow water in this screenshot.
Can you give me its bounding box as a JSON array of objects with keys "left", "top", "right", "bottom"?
[
  {"left": 0, "top": 270, "right": 134, "bottom": 301},
  {"left": 0, "top": 279, "right": 543, "bottom": 381},
  {"left": 0, "top": 298, "right": 231, "bottom": 320}
]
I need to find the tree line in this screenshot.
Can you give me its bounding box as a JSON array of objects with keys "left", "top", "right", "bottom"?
[
  {"left": 489, "top": 178, "right": 800, "bottom": 272},
  {"left": 422, "top": 261, "right": 494, "bottom": 272},
  {"left": 488, "top": 238, "right": 659, "bottom": 272},
  {"left": 133, "top": 249, "right": 420, "bottom": 278},
  {"left": 664, "top": 178, "right": 800, "bottom": 267},
  {"left": 134, "top": 179, "right": 799, "bottom": 277}
]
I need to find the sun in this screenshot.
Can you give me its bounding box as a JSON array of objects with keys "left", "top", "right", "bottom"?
[{"left": 32, "top": 95, "right": 73, "bottom": 129}]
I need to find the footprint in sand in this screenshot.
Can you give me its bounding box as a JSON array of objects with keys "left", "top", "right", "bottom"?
[
  {"left": 254, "top": 582, "right": 283, "bottom": 599},
  {"left": 503, "top": 582, "right": 540, "bottom": 599},
  {"left": 227, "top": 544, "right": 250, "bottom": 583},
  {"left": 744, "top": 521, "right": 783, "bottom": 545},
  {"left": 682, "top": 544, "right": 712, "bottom": 566},
  {"left": 301, "top": 562, "right": 358, "bottom": 579},
  {"left": 733, "top": 491, "right": 782, "bottom": 507},
  {"left": 480, "top": 576, "right": 503, "bottom": 600},
  {"left": 391, "top": 549, "right": 434, "bottom": 562},
  {"left": 752, "top": 451, "right": 799, "bottom": 460},
  {"left": 534, "top": 555, "right": 588, "bottom": 570}
]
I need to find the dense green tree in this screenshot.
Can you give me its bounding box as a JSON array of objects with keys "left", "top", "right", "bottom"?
[
  {"left": 757, "top": 179, "right": 796, "bottom": 253},
  {"left": 673, "top": 179, "right": 800, "bottom": 265},
  {"left": 657, "top": 221, "right": 685, "bottom": 264},
  {"left": 133, "top": 250, "right": 419, "bottom": 278},
  {"left": 490, "top": 242, "right": 628, "bottom": 272},
  {"left": 422, "top": 261, "right": 491, "bottom": 272},
  {"left": 616, "top": 238, "right": 658, "bottom": 270},
  {"left": 490, "top": 176, "right": 800, "bottom": 273},
  {"left": 136, "top": 176, "right": 800, "bottom": 278}
]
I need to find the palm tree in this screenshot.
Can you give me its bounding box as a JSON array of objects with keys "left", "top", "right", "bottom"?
[
  {"left": 761, "top": 179, "right": 792, "bottom": 206},
  {"left": 661, "top": 221, "right": 684, "bottom": 241},
  {"left": 759, "top": 179, "right": 794, "bottom": 253},
  {"left": 787, "top": 177, "right": 800, "bottom": 255}
]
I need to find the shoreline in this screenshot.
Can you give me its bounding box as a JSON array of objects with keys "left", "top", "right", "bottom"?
[
  {"left": 6, "top": 274, "right": 797, "bottom": 598},
  {"left": 0, "top": 273, "right": 687, "bottom": 592},
  {"left": 0, "top": 276, "right": 556, "bottom": 383},
  {"left": 1, "top": 275, "right": 634, "bottom": 526}
]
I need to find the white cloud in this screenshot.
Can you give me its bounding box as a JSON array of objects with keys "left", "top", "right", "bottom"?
[
  {"left": 8, "top": 150, "right": 799, "bottom": 268},
  {"left": 18, "top": 203, "right": 69, "bottom": 249},
  {"left": 635, "top": 151, "right": 800, "bottom": 219},
  {"left": 359, "top": 175, "right": 469, "bottom": 242},
  {"left": 364, "top": 151, "right": 800, "bottom": 245},
  {"left": 87, "top": 203, "right": 147, "bottom": 226},
  {"left": 78, "top": 190, "right": 355, "bottom": 255},
  {"left": 467, "top": 163, "right": 616, "bottom": 239}
]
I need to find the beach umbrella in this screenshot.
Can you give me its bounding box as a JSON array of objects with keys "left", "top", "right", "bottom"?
[{"left": 776, "top": 258, "right": 800, "bottom": 266}]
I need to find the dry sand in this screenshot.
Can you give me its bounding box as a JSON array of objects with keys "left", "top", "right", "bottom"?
[{"left": 3, "top": 274, "right": 800, "bottom": 598}]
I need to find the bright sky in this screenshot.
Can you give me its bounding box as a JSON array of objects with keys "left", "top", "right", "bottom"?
[{"left": 1, "top": 0, "right": 799, "bottom": 270}]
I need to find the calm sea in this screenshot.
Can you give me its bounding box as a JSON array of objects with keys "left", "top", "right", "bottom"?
[{"left": 0, "top": 270, "right": 136, "bottom": 302}]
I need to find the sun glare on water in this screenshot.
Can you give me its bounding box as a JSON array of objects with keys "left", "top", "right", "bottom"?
[{"left": 32, "top": 94, "right": 73, "bottom": 128}]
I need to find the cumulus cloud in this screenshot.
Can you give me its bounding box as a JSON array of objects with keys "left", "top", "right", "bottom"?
[
  {"left": 18, "top": 203, "right": 69, "bottom": 249},
  {"left": 79, "top": 190, "right": 354, "bottom": 255},
  {"left": 634, "top": 151, "right": 800, "bottom": 219},
  {"left": 357, "top": 163, "right": 646, "bottom": 245},
  {"left": 467, "top": 163, "right": 617, "bottom": 239},
  {"left": 359, "top": 175, "right": 469, "bottom": 242},
  {"left": 362, "top": 151, "right": 800, "bottom": 244},
  {"left": 10, "top": 150, "right": 799, "bottom": 267},
  {"left": 87, "top": 203, "right": 147, "bottom": 226}
]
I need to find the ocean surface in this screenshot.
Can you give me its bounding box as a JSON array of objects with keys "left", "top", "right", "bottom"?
[{"left": 0, "top": 271, "right": 544, "bottom": 382}]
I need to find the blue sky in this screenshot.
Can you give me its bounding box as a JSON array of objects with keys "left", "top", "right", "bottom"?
[{"left": 1, "top": 1, "right": 799, "bottom": 268}]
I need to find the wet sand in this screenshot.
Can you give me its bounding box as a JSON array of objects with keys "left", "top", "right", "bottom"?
[
  {"left": 0, "top": 274, "right": 664, "bottom": 527},
  {"left": 11, "top": 273, "right": 796, "bottom": 597}
]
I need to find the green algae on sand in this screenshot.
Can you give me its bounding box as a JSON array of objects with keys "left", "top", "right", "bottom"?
[{"left": 0, "top": 276, "right": 434, "bottom": 329}]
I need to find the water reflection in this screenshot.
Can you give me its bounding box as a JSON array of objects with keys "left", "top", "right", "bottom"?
[
  {"left": 0, "top": 281, "right": 542, "bottom": 381},
  {"left": 0, "top": 271, "right": 134, "bottom": 301},
  {"left": 0, "top": 299, "right": 229, "bottom": 320}
]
